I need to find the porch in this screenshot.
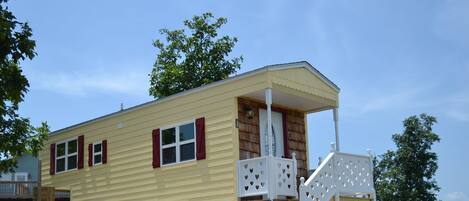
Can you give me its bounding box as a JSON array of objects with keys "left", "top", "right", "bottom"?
[{"left": 235, "top": 73, "right": 375, "bottom": 201}]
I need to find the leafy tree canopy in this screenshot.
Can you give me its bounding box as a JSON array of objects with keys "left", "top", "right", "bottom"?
[
  {"left": 374, "top": 114, "right": 440, "bottom": 201},
  {"left": 0, "top": 0, "right": 49, "bottom": 174},
  {"left": 149, "top": 12, "right": 242, "bottom": 98}
]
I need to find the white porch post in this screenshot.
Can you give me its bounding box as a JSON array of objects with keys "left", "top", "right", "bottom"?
[
  {"left": 333, "top": 108, "right": 340, "bottom": 152},
  {"left": 265, "top": 88, "right": 273, "bottom": 157},
  {"left": 265, "top": 88, "right": 275, "bottom": 201}
]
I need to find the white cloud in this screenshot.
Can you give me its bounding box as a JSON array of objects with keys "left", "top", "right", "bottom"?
[
  {"left": 446, "top": 110, "right": 469, "bottom": 122},
  {"left": 446, "top": 192, "right": 469, "bottom": 201},
  {"left": 444, "top": 92, "right": 469, "bottom": 122},
  {"left": 28, "top": 68, "right": 149, "bottom": 97},
  {"left": 359, "top": 89, "right": 421, "bottom": 113},
  {"left": 343, "top": 84, "right": 469, "bottom": 123},
  {"left": 343, "top": 85, "right": 432, "bottom": 115}
]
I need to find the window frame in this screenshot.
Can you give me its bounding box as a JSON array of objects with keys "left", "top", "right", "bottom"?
[
  {"left": 92, "top": 141, "right": 103, "bottom": 166},
  {"left": 160, "top": 120, "right": 197, "bottom": 167},
  {"left": 55, "top": 137, "right": 78, "bottom": 174},
  {"left": 14, "top": 172, "right": 28, "bottom": 181}
]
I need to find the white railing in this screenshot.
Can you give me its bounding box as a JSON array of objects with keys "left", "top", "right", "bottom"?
[
  {"left": 299, "top": 151, "right": 376, "bottom": 201},
  {"left": 237, "top": 153, "right": 298, "bottom": 200},
  {"left": 0, "top": 181, "right": 37, "bottom": 198}
]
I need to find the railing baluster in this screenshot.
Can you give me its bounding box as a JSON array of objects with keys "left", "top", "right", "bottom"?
[
  {"left": 0, "top": 181, "right": 37, "bottom": 199},
  {"left": 299, "top": 152, "right": 376, "bottom": 201},
  {"left": 237, "top": 156, "right": 298, "bottom": 199}
]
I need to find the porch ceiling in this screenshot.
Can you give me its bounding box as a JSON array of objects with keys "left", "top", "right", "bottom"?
[{"left": 243, "top": 85, "right": 336, "bottom": 113}]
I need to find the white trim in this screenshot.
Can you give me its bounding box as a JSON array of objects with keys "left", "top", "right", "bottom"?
[
  {"left": 14, "top": 172, "right": 28, "bottom": 181},
  {"left": 160, "top": 120, "right": 197, "bottom": 167},
  {"left": 55, "top": 137, "right": 78, "bottom": 174},
  {"left": 92, "top": 141, "right": 103, "bottom": 166},
  {"left": 51, "top": 61, "right": 339, "bottom": 136}
]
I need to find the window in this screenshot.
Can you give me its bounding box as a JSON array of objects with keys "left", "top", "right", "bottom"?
[
  {"left": 14, "top": 172, "right": 28, "bottom": 181},
  {"left": 56, "top": 138, "right": 78, "bottom": 173},
  {"left": 161, "top": 122, "right": 196, "bottom": 165},
  {"left": 93, "top": 142, "right": 103, "bottom": 165}
]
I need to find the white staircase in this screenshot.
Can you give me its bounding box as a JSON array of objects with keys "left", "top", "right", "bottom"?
[{"left": 299, "top": 151, "right": 376, "bottom": 201}]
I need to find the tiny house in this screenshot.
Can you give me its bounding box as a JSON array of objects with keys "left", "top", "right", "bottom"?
[{"left": 39, "top": 61, "right": 375, "bottom": 201}]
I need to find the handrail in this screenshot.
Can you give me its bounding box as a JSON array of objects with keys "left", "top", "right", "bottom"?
[
  {"left": 0, "top": 181, "right": 38, "bottom": 198},
  {"left": 299, "top": 151, "right": 376, "bottom": 201},
  {"left": 0, "top": 181, "right": 38, "bottom": 184}
]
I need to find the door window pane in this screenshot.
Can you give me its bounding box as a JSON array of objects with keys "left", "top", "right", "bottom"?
[
  {"left": 162, "top": 147, "right": 176, "bottom": 165},
  {"left": 180, "top": 143, "right": 195, "bottom": 161},
  {"left": 57, "top": 143, "right": 65, "bottom": 157},
  {"left": 56, "top": 158, "right": 65, "bottom": 172},
  {"left": 179, "top": 123, "right": 194, "bottom": 141},
  {"left": 68, "top": 140, "right": 77, "bottom": 154},
  {"left": 162, "top": 128, "right": 176, "bottom": 145},
  {"left": 67, "top": 155, "right": 77, "bottom": 170}
]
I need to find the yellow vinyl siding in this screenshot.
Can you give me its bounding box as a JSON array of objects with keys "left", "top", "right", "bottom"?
[{"left": 39, "top": 73, "right": 270, "bottom": 201}]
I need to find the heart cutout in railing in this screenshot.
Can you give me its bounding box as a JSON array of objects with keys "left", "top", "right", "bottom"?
[
  {"left": 249, "top": 168, "right": 253, "bottom": 173},
  {"left": 255, "top": 174, "right": 259, "bottom": 179}
]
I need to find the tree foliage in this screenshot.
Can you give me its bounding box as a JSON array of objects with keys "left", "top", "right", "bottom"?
[
  {"left": 0, "top": 0, "right": 49, "bottom": 174},
  {"left": 149, "top": 12, "right": 242, "bottom": 98},
  {"left": 374, "top": 114, "right": 440, "bottom": 201}
]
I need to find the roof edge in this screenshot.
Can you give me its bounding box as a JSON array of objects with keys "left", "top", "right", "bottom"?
[
  {"left": 264, "top": 61, "right": 340, "bottom": 92},
  {"left": 50, "top": 61, "right": 339, "bottom": 136}
]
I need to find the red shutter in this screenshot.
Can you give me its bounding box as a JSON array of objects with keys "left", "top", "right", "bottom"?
[
  {"left": 282, "top": 112, "right": 290, "bottom": 158},
  {"left": 49, "top": 143, "right": 56, "bottom": 175},
  {"left": 196, "top": 117, "right": 206, "bottom": 160},
  {"left": 102, "top": 140, "right": 108, "bottom": 164},
  {"left": 77, "top": 135, "right": 84, "bottom": 169},
  {"left": 88, "top": 144, "right": 93, "bottom": 167},
  {"left": 152, "top": 129, "right": 160, "bottom": 168}
]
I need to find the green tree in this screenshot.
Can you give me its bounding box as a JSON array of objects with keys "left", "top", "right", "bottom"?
[
  {"left": 149, "top": 12, "right": 242, "bottom": 98},
  {"left": 374, "top": 114, "right": 440, "bottom": 201},
  {"left": 0, "top": 0, "right": 49, "bottom": 174}
]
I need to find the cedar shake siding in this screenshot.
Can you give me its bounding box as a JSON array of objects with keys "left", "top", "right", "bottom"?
[{"left": 237, "top": 97, "right": 308, "bottom": 180}]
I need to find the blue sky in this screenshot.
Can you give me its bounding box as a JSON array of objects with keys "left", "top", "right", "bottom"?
[{"left": 10, "top": 1, "right": 469, "bottom": 200}]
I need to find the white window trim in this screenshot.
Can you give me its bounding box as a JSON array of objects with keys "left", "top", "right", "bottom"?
[
  {"left": 14, "top": 172, "right": 28, "bottom": 181},
  {"left": 160, "top": 120, "right": 197, "bottom": 167},
  {"left": 92, "top": 141, "right": 103, "bottom": 166},
  {"left": 55, "top": 137, "right": 78, "bottom": 174}
]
